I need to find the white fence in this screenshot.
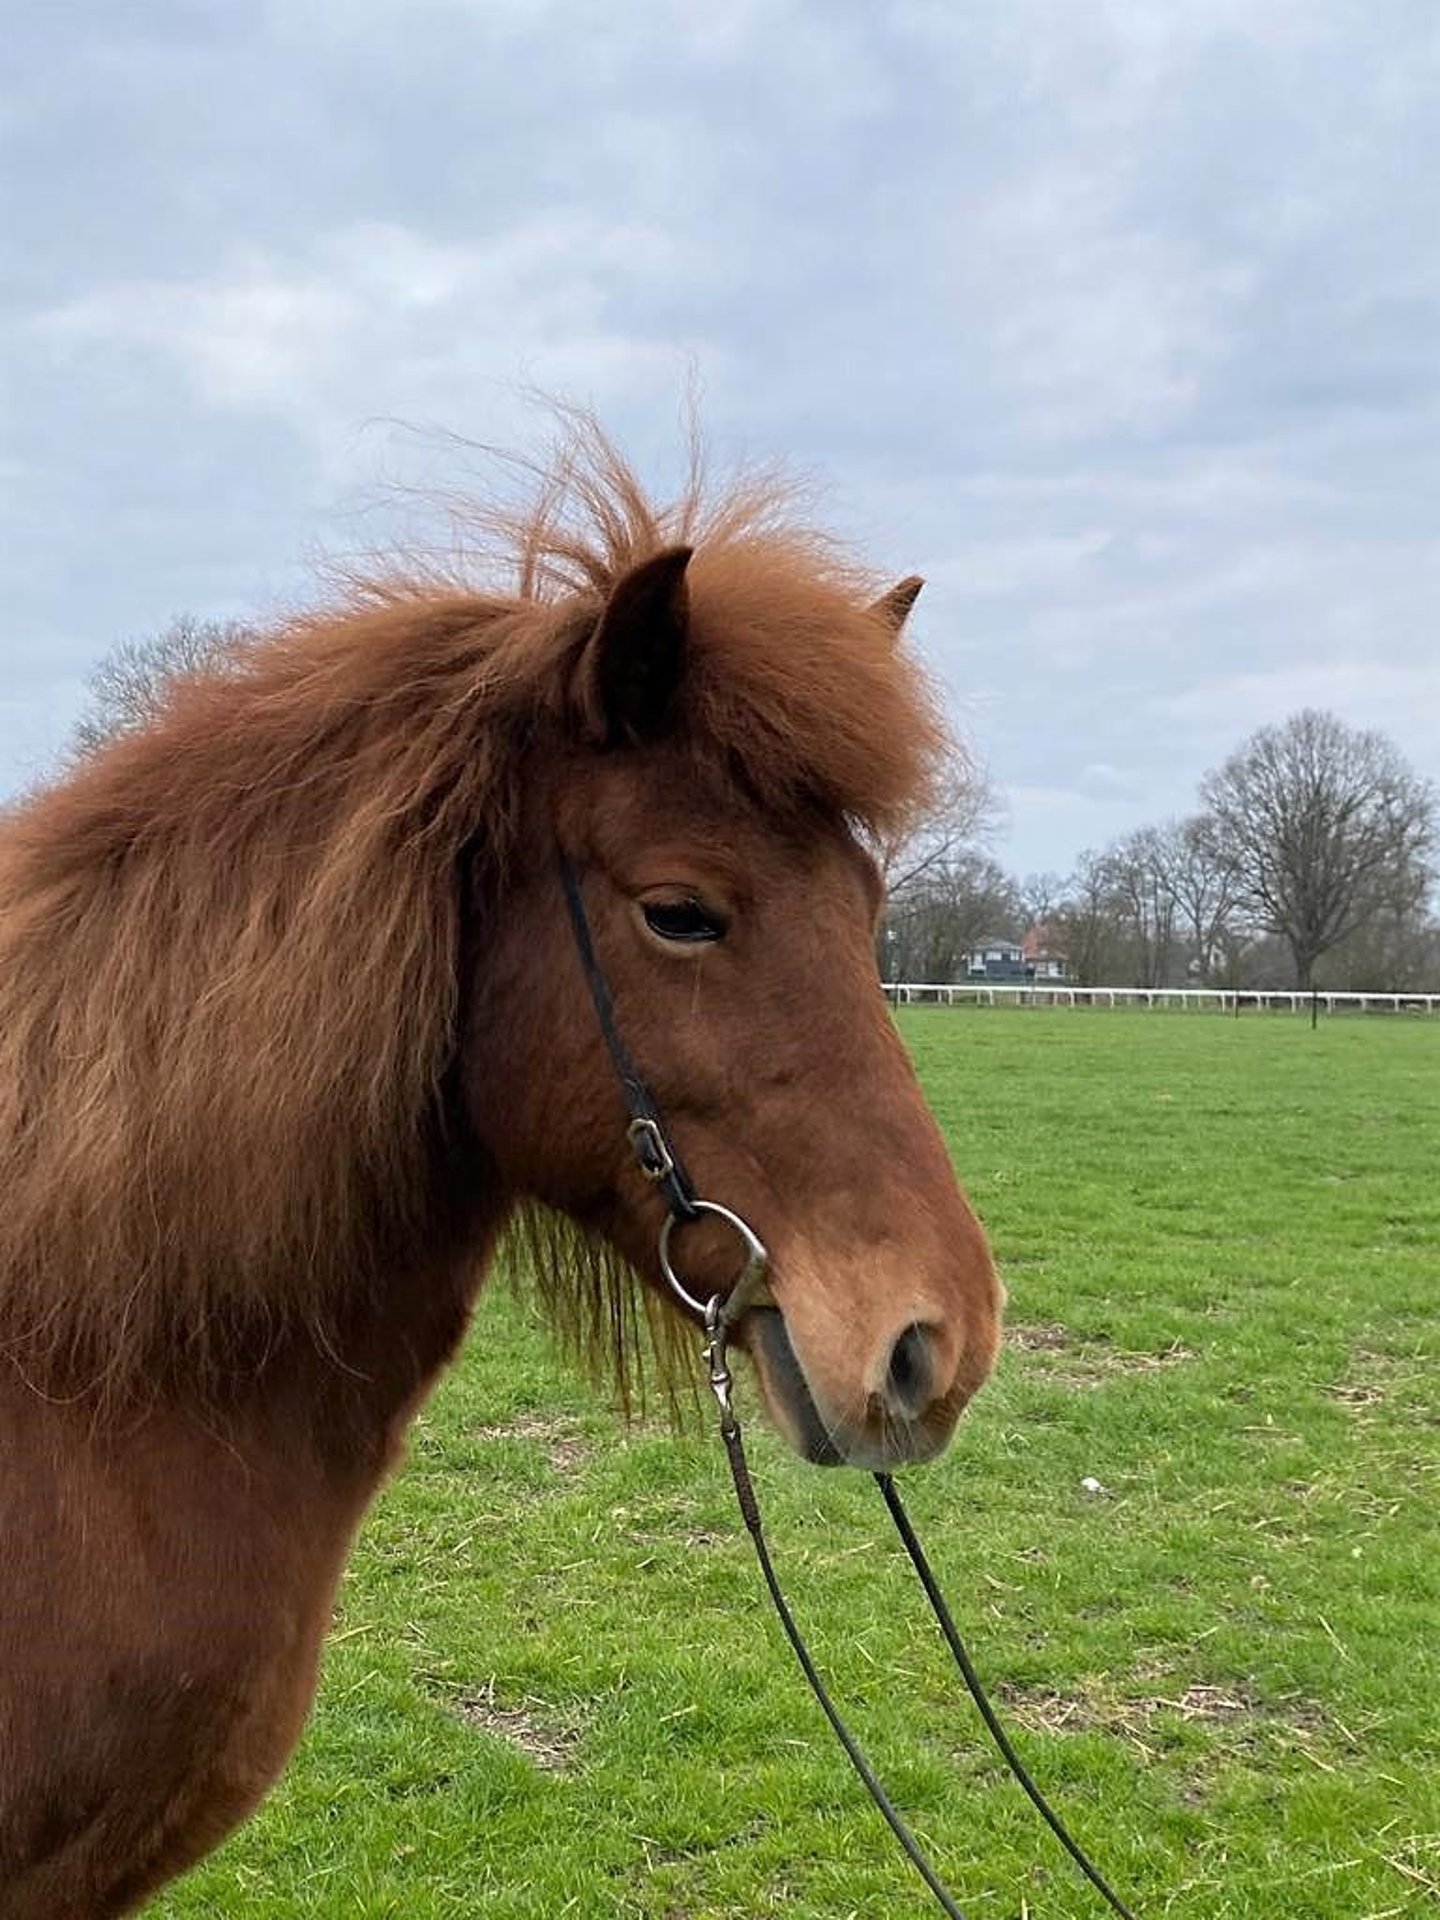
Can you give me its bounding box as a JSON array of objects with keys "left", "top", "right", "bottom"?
[{"left": 885, "top": 983, "right": 1440, "bottom": 1015}]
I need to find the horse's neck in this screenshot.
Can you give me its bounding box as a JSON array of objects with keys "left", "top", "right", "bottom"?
[{"left": 265, "top": 1205, "right": 506, "bottom": 1485}]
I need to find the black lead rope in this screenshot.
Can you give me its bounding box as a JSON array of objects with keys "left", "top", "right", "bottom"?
[
  {"left": 719, "top": 1404, "right": 1141, "bottom": 1920},
  {"left": 719, "top": 1420, "right": 972, "bottom": 1919},
  {"left": 875, "top": 1472, "right": 1142, "bottom": 1920}
]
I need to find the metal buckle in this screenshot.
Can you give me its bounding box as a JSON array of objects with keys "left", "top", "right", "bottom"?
[{"left": 626, "top": 1116, "right": 675, "bottom": 1182}]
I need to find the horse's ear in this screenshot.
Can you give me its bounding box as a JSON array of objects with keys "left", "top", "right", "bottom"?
[
  {"left": 871, "top": 575, "right": 924, "bottom": 636},
  {"left": 572, "top": 545, "right": 693, "bottom": 745}
]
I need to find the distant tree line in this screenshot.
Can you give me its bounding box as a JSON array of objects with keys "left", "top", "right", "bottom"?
[
  {"left": 71, "top": 614, "right": 255, "bottom": 756},
  {"left": 884, "top": 710, "right": 1437, "bottom": 994},
  {"left": 75, "top": 623, "right": 1438, "bottom": 993}
]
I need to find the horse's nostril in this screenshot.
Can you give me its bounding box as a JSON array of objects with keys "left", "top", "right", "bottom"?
[{"left": 883, "top": 1321, "right": 937, "bottom": 1420}]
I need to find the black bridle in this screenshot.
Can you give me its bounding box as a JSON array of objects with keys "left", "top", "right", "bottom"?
[
  {"left": 558, "top": 857, "right": 773, "bottom": 1332},
  {"left": 559, "top": 855, "right": 1140, "bottom": 1920}
]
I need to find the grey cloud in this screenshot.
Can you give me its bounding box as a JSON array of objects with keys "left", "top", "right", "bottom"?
[{"left": 2, "top": 0, "right": 1437, "bottom": 878}]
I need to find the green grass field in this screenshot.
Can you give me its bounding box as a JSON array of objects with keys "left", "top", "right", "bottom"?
[{"left": 154, "top": 1010, "right": 1439, "bottom": 1919}]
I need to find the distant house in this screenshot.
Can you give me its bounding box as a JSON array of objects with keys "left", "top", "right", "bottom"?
[
  {"left": 962, "top": 936, "right": 1029, "bottom": 982},
  {"left": 961, "top": 928, "right": 1071, "bottom": 985},
  {"left": 1022, "top": 924, "right": 1070, "bottom": 983}
]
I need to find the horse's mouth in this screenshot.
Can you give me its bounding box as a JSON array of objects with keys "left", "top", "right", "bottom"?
[{"left": 743, "top": 1307, "right": 847, "bottom": 1464}]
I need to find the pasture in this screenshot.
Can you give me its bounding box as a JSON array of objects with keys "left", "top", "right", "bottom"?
[{"left": 153, "top": 1009, "right": 1438, "bottom": 1919}]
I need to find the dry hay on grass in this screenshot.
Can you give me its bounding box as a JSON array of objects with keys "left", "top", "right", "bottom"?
[
  {"left": 455, "top": 1681, "right": 580, "bottom": 1774},
  {"left": 995, "top": 1674, "right": 1337, "bottom": 1774},
  {"left": 470, "top": 1413, "right": 591, "bottom": 1474},
  {"left": 1327, "top": 1342, "right": 1435, "bottom": 1428},
  {"left": 1005, "top": 1322, "right": 1197, "bottom": 1390}
]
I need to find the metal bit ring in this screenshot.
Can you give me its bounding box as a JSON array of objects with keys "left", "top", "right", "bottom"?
[{"left": 658, "top": 1199, "right": 770, "bottom": 1322}]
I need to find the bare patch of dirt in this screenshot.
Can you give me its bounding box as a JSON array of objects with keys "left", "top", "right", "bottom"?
[
  {"left": 1327, "top": 1381, "right": 1385, "bottom": 1410},
  {"left": 1328, "top": 1344, "right": 1439, "bottom": 1437},
  {"left": 1007, "top": 1322, "right": 1072, "bottom": 1351},
  {"left": 1004, "top": 1324, "right": 1196, "bottom": 1389},
  {"left": 626, "top": 1530, "right": 728, "bottom": 1551},
  {"left": 996, "top": 1677, "right": 1332, "bottom": 1761},
  {"left": 455, "top": 1682, "right": 579, "bottom": 1774},
  {"left": 472, "top": 1414, "right": 590, "bottom": 1474}
]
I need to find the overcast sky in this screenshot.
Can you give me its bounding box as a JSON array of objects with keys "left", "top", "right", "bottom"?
[{"left": 4, "top": 0, "right": 1437, "bottom": 879}]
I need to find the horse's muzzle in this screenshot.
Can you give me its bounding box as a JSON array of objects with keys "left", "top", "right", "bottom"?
[{"left": 743, "top": 1305, "right": 958, "bottom": 1470}]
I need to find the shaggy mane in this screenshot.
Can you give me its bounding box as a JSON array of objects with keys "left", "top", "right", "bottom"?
[{"left": 0, "top": 416, "right": 946, "bottom": 1402}]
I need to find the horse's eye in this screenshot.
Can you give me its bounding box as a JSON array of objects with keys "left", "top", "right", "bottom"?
[{"left": 642, "top": 898, "right": 726, "bottom": 944}]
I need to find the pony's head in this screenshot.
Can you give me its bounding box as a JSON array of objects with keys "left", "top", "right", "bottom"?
[
  {"left": 0, "top": 420, "right": 999, "bottom": 1460},
  {"left": 461, "top": 497, "right": 1001, "bottom": 1469}
]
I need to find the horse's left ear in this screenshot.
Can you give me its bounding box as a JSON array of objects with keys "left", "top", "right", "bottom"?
[
  {"left": 871, "top": 575, "right": 924, "bottom": 636},
  {"left": 572, "top": 545, "right": 693, "bottom": 746}
]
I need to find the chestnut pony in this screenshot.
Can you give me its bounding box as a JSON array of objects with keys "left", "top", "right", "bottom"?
[{"left": 0, "top": 427, "right": 1001, "bottom": 1916}]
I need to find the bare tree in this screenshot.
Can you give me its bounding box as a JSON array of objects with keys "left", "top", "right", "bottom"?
[
  {"left": 1050, "top": 851, "right": 1131, "bottom": 987},
  {"left": 882, "top": 849, "right": 1022, "bottom": 982},
  {"left": 1020, "top": 871, "right": 1066, "bottom": 929},
  {"left": 877, "top": 749, "right": 1006, "bottom": 980},
  {"left": 1098, "top": 826, "right": 1178, "bottom": 987},
  {"left": 1199, "top": 709, "right": 1435, "bottom": 991},
  {"left": 1321, "top": 899, "right": 1440, "bottom": 993},
  {"left": 1150, "top": 816, "right": 1243, "bottom": 984},
  {"left": 879, "top": 749, "right": 1003, "bottom": 902},
  {"left": 72, "top": 614, "right": 254, "bottom": 755}
]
